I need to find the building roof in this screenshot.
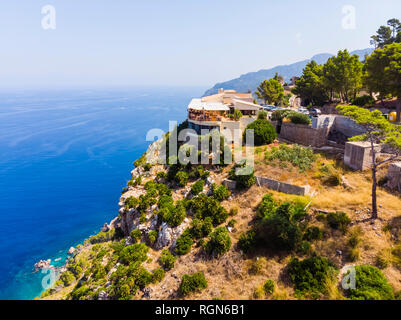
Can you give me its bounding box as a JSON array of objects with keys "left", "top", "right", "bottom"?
[
  {"left": 188, "top": 98, "right": 230, "bottom": 111},
  {"left": 232, "top": 99, "right": 262, "bottom": 111}
]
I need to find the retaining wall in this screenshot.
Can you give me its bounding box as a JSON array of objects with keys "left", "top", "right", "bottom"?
[
  {"left": 223, "top": 177, "right": 310, "bottom": 196},
  {"left": 279, "top": 123, "right": 329, "bottom": 147}
]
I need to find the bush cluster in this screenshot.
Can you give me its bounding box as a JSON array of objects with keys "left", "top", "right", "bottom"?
[
  {"left": 243, "top": 119, "right": 277, "bottom": 146},
  {"left": 174, "top": 230, "right": 194, "bottom": 256},
  {"left": 157, "top": 195, "right": 187, "bottom": 228},
  {"left": 191, "top": 180, "right": 205, "bottom": 195},
  {"left": 189, "top": 217, "right": 213, "bottom": 239},
  {"left": 352, "top": 95, "right": 375, "bottom": 107},
  {"left": 239, "top": 194, "right": 312, "bottom": 253},
  {"left": 190, "top": 193, "right": 228, "bottom": 226},
  {"left": 159, "top": 249, "right": 176, "bottom": 270},
  {"left": 212, "top": 184, "right": 231, "bottom": 201},
  {"left": 179, "top": 272, "right": 208, "bottom": 296},
  {"left": 229, "top": 161, "right": 256, "bottom": 190},
  {"left": 205, "top": 227, "right": 232, "bottom": 257},
  {"left": 288, "top": 256, "right": 338, "bottom": 297},
  {"left": 327, "top": 212, "right": 351, "bottom": 233},
  {"left": 344, "top": 265, "right": 394, "bottom": 300},
  {"left": 265, "top": 144, "right": 317, "bottom": 173},
  {"left": 287, "top": 112, "right": 311, "bottom": 125},
  {"left": 130, "top": 229, "right": 142, "bottom": 243}
]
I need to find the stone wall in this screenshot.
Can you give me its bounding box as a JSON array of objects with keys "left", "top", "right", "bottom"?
[
  {"left": 279, "top": 123, "right": 329, "bottom": 147},
  {"left": 387, "top": 162, "right": 401, "bottom": 191},
  {"left": 223, "top": 177, "right": 311, "bottom": 196}
]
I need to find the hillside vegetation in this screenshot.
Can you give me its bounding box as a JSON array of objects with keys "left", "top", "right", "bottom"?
[{"left": 40, "top": 141, "right": 401, "bottom": 301}]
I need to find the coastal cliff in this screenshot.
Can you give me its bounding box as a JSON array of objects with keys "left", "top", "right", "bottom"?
[{"left": 38, "top": 135, "right": 401, "bottom": 300}]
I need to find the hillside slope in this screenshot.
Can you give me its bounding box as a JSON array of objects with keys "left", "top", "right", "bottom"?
[
  {"left": 39, "top": 142, "right": 401, "bottom": 301},
  {"left": 203, "top": 48, "right": 373, "bottom": 96}
]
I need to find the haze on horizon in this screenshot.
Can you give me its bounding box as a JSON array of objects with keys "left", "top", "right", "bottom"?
[{"left": 1, "top": 0, "right": 400, "bottom": 89}]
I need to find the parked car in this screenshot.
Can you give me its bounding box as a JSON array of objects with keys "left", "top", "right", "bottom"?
[
  {"left": 298, "top": 107, "right": 309, "bottom": 115},
  {"left": 263, "top": 105, "right": 277, "bottom": 111},
  {"left": 309, "top": 108, "right": 321, "bottom": 117}
]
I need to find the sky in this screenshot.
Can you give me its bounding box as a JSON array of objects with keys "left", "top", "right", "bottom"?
[{"left": 0, "top": 0, "right": 401, "bottom": 88}]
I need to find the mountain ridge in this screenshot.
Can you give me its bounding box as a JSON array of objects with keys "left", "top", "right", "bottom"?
[{"left": 203, "top": 48, "right": 374, "bottom": 96}]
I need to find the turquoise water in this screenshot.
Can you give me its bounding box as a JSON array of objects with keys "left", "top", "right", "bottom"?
[{"left": 0, "top": 87, "right": 204, "bottom": 300}]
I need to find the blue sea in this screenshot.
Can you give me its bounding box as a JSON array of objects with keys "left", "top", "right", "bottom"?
[{"left": 0, "top": 86, "right": 205, "bottom": 300}]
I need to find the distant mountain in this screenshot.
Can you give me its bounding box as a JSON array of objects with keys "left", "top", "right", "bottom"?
[{"left": 203, "top": 48, "right": 374, "bottom": 96}]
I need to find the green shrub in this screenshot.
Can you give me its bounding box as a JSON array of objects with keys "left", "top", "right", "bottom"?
[
  {"left": 257, "top": 110, "right": 268, "bottom": 120},
  {"left": 175, "top": 231, "right": 194, "bottom": 256},
  {"left": 71, "top": 285, "right": 91, "bottom": 300},
  {"left": 344, "top": 265, "right": 394, "bottom": 300},
  {"left": 148, "top": 230, "right": 158, "bottom": 245},
  {"left": 179, "top": 272, "right": 208, "bottom": 296},
  {"left": 271, "top": 109, "right": 293, "bottom": 122},
  {"left": 229, "top": 162, "right": 256, "bottom": 190},
  {"left": 327, "top": 212, "right": 351, "bottom": 233},
  {"left": 243, "top": 119, "right": 277, "bottom": 146},
  {"left": 119, "top": 243, "right": 149, "bottom": 265},
  {"left": 88, "top": 229, "right": 118, "bottom": 244},
  {"left": 158, "top": 195, "right": 174, "bottom": 209},
  {"left": 297, "top": 241, "right": 312, "bottom": 255},
  {"left": 175, "top": 171, "right": 189, "bottom": 187},
  {"left": 227, "top": 219, "right": 237, "bottom": 228},
  {"left": 256, "top": 194, "right": 277, "bottom": 219},
  {"left": 265, "top": 144, "right": 317, "bottom": 173},
  {"left": 143, "top": 163, "right": 153, "bottom": 171},
  {"left": 165, "top": 203, "right": 187, "bottom": 228},
  {"left": 238, "top": 230, "right": 258, "bottom": 253},
  {"left": 127, "top": 175, "right": 142, "bottom": 187},
  {"left": 60, "top": 271, "right": 75, "bottom": 286},
  {"left": 288, "top": 112, "right": 311, "bottom": 125},
  {"left": 229, "top": 207, "right": 238, "bottom": 216},
  {"left": 130, "top": 229, "right": 142, "bottom": 243},
  {"left": 352, "top": 95, "right": 375, "bottom": 107},
  {"left": 263, "top": 280, "right": 275, "bottom": 295},
  {"left": 191, "top": 180, "right": 205, "bottom": 195},
  {"left": 124, "top": 196, "right": 139, "bottom": 210},
  {"left": 190, "top": 193, "right": 229, "bottom": 226},
  {"left": 159, "top": 249, "right": 176, "bottom": 270},
  {"left": 212, "top": 184, "right": 231, "bottom": 202},
  {"left": 133, "top": 153, "right": 147, "bottom": 168},
  {"left": 303, "top": 226, "right": 323, "bottom": 241},
  {"left": 205, "top": 227, "right": 232, "bottom": 257},
  {"left": 288, "top": 256, "right": 338, "bottom": 297},
  {"left": 189, "top": 217, "right": 213, "bottom": 239},
  {"left": 152, "top": 268, "right": 166, "bottom": 283},
  {"left": 233, "top": 109, "right": 243, "bottom": 121},
  {"left": 156, "top": 171, "right": 168, "bottom": 181},
  {"left": 259, "top": 202, "right": 304, "bottom": 251},
  {"left": 136, "top": 268, "right": 153, "bottom": 288}
]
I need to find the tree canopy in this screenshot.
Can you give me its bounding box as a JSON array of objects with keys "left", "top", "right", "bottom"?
[
  {"left": 292, "top": 50, "right": 363, "bottom": 106},
  {"left": 256, "top": 78, "right": 285, "bottom": 105},
  {"left": 364, "top": 42, "right": 401, "bottom": 121},
  {"left": 370, "top": 18, "right": 401, "bottom": 49}
]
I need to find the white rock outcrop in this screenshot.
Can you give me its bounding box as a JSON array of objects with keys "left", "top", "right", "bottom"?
[{"left": 155, "top": 221, "right": 189, "bottom": 250}]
